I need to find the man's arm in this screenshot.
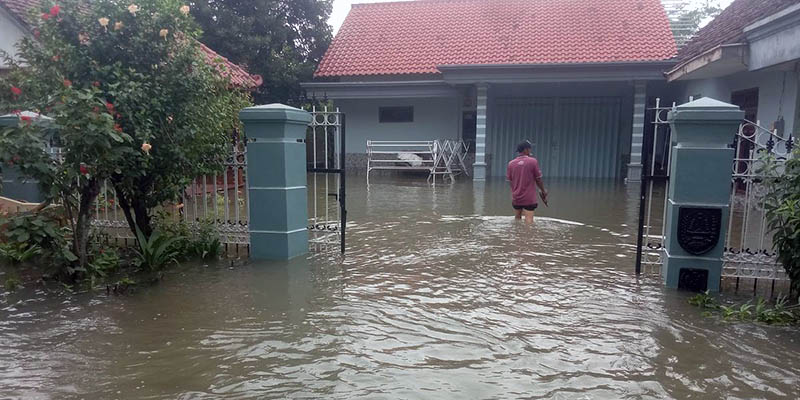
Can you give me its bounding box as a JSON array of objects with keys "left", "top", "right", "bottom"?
[
  {"left": 532, "top": 158, "right": 548, "bottom": 206},
  {"left": 535, "top": 176, "right": 548, "bottom": 206}
]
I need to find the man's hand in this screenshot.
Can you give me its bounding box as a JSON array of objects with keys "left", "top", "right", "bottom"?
[{"left": 540, "top": 189, "right": 549, "bottom": 207}]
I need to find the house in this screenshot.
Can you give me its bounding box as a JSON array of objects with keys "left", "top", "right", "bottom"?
[
  {"left": 303, "top": 0, "right": 678, "bottom": 181},
  {"left": 0, "top": 0, "right": 262, "bottom": 88},
  {"left": 667, "top": 0, "right": 800, "bottom": 139}
]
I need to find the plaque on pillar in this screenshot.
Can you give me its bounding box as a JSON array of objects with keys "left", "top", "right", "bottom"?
[{"left": 676, "top": 207, "right": 722, "bottom": 256}]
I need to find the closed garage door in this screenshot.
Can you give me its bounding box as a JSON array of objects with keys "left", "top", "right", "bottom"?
[{"left": 487, "top": 97, "right": 623, "bottom": 178}]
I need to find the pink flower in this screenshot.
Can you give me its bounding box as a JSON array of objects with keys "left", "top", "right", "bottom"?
[
  {"left": 49, "top": 5, "right": 60, "bottom": 16},
  {"left": 20, "top": 115, "right": 32, "bottom": 124},
  {"left": 41, "top": 12, "right": 50, "bottom": 20},
  {"left": 79, "top": 164, "right": 89, "bottom": 175},
  {"left": 63, "top": 79, "right": 72, "bottom": 87},
  {"left": 92, "top": 81, "right": 100, "bottom": 87},
  {"left": 105, "top": 102, "right": 114, "bottom": 113},
  {"left": 113, "top": 124, "right": 123, "bottom": 132},
  {"left": 141, "top": 142, "right": 152, "bottom": 154},
  {"left": 10, "top": 86, "right": 21, "bottom": 96}
]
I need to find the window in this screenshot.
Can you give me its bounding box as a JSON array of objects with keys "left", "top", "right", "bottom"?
[{"left": 379, "top": 106, "right": 413, "bottom": 123}]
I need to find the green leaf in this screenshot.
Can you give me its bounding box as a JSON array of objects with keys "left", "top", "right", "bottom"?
[
  {"left": 62, "top": 249, "right": 78, "bottom": 262},
  {"left": 15, "top": 231, "right": 30, "bottom": 242}
]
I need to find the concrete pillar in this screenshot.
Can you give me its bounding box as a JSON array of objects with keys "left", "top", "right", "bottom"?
[
  {"left": 473, "top": 83, "right": 489, "bottom": 180},
  {"left": 662, "top": 98, "right": 743, "bottom": 292},
  {"left": 627, "top": 81, "right": 647, "bottom": 182},
  {"left": 239, "top": 104, "right": 311, "bottom": 260}
]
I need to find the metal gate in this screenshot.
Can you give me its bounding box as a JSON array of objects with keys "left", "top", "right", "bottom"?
[
  {"left": 635, "top": 98, "right": 793, "bottom": 295},
  {"left": 306, "top": 106, "right": 346, "bottom": 254}
]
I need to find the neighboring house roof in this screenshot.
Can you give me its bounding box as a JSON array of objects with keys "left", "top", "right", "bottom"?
[
  {"left": 315, "top": 0, "right": 677, "bottom": 77},
  {"left": 0, "top": 0, "right": 262, "bottom": 88},
  {"left": 196, "top": 42, "right": 262, "bottom": 88},
  {"left": 676, "top": 0, "right": 800, "bottom": 64}
]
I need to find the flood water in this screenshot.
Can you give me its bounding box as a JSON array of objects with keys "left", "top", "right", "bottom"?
[{"left": 2, "top": 177, "right": 799, "bottom": 399}]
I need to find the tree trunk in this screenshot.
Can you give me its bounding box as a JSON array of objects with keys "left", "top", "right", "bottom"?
[
  {"left": 114, "top": 186, "right": 138, "bottom": 238},
  {"left": 75, "top": 179, "right": 101, "bottom": 268},
  {"left": 114, "top": 183, "right": 153, "bottom": 239},
  {"left": 132, "top": 197, "right": 152, "bottom": 237}
]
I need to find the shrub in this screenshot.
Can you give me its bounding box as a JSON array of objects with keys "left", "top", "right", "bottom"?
[
  {"left": 0, "top": 242, "right": 42, "bottom": 264},
  {"left": 153, "top": 214, "right": 221, "bottom": 261},
  {"left": 761, "top": 148, "right": 800, "bottom": 295},
  {"left": 190, "top": 220, "right": 221, "bottom": 260},
  {"left": 133, "top": 227, "right": 179, "bottom": 271},
  {"left": 0, "top": 211, "right": 76, "bottom": 274},
  {"left": 87, "top": 247, "right": 121, "bottom": 278},
  {"left": 0, "top": 0, "right": 251, "bottom": 269}
]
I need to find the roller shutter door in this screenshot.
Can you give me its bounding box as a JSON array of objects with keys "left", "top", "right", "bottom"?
[{"left": 488, "top": 97, "right": 623, "bottom": 179}]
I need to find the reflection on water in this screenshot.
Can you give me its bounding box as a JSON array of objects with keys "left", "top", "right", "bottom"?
[{"left": 1, "top": 177, "right": 799, "bottom": 399}]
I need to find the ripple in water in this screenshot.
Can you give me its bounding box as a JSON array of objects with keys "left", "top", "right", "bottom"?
[{"left": 1, "top": 179, "right": 799, "bottom": 399}]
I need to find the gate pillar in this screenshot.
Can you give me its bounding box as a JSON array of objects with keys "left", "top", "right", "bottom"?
[
  {"left": 663, "top": 98, "right": 743, "bottom": 291},
  {"left": 240, "top": 104, "right": 311, "bottom": 260}
]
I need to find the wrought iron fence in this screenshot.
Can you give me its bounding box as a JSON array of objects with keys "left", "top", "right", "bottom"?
[
  {"left": 90, "top": 140, "right": 250, "bottom": 249},
  {"left": 636, "top": 98, "right": 794, "bottom": 295},
  {"left": 723, "top": 119, "right": 793, "bottom": 291}
]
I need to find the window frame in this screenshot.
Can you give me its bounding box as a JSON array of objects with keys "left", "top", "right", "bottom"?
[{"left": 378, "top": 106, "right": 414, "bottom": 123}]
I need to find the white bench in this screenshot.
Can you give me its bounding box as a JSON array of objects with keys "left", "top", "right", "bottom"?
[
  {"left": 366, "top": 140, "right": 436, "bottom": 185},
  {"left": 366, "top": 139, "right": 471, "bottom": 185}
]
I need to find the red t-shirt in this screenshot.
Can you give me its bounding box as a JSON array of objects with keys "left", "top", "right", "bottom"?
[{"left": 506, "top": 155, "right": 543, "bottom": 206}]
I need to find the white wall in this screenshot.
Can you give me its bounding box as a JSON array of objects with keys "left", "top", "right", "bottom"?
[
  {"left": 679, "top": 65, "right": 800, "bottom": 136},
  {"left": 0, "top": 8, "right": 28, "bottom": 68},
  {"left": 335, "top": 97, "right": 461, "bottom": 153}
]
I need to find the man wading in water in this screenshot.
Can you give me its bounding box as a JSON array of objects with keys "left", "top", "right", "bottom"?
[{"left": 506, "top": 141, "right": 548, "bottom": 224}]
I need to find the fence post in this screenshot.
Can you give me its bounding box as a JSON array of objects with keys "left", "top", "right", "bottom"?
[
  {"left": 662, "top": 98, "right": 743, "bottom": 292},
  {"left": 239, "top": 104, "right": 311, "bottom": 260}
]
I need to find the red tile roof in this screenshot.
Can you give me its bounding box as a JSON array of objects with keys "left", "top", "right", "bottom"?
[
  {"left": 316, "top": 0, "right": 677, "bottom": 77},
  {"left": 676, "top": 0, "right": 800, "bottom": 64},
  {"left": 0, "top": 0, "right": 261, "bottom": 88},
  {"left": 197, "top": 43, "right": 262, "bottom": 88}
]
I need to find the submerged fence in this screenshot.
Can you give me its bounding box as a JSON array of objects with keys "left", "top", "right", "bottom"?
[{"left": 89, "top": 140, "right": 250, "bottom": 250}]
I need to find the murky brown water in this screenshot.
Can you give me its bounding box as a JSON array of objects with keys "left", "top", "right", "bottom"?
[{"left": 2, "top": 177, "right": 799, "bottom": 399}]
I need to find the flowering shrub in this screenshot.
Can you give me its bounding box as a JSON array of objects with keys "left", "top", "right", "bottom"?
[
  {"left": 0, "top": 0, "right": 250, "bottom": 270},
  {"left": 762, "top": 148, "right": 800, "bottom": 296}
]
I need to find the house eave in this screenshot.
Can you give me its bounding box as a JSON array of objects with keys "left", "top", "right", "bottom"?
[
  {"left": 665, "top": 44, "right": 749, "bottom": 82},
  {"left": 744, "top": 3, "right": 800, "bottom": 40},
  {"left": 301, "top": 80, "right": 460, "bottom": 100},
  {"left": 437, "top": 60, "right": 676, "bottom": 84}
]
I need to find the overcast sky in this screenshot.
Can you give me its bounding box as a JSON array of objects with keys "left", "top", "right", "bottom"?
[{"left": 328, "top": 0, "right": 736, "bottom": 34}]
